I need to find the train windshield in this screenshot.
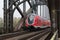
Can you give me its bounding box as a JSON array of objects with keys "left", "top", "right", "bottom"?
[{"left": 28, "top": 14, "right": 35, "bottom": 24}]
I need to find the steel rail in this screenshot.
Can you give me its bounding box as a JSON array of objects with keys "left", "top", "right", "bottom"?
[
  {"left": 20, "top": 28, "right": 51, "bottom": 40},
  {"left": 0, "top": 31, "right": 31, "bottom": 40}
]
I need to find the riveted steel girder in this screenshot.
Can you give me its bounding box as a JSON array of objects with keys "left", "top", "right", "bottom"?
[{"left": 4, "top": 0, "right": 7, "bottom": 33}]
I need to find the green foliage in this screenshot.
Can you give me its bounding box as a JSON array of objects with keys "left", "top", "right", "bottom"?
[
  {"left": 13, "top": 17, "right": 20, "bottom": 27},
  {"left": 0, "top": 17, "right": 21, "bottom": 34},
  {"left": 0, "top": 18, "right": 4, "bottom": 34},
  {"left": 0, "top": 18, "right": 3, "bottom": 27}
]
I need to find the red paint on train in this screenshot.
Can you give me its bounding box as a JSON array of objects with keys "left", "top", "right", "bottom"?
[{"left": 25, "top": 14, "right": 51, "bottom": 28}]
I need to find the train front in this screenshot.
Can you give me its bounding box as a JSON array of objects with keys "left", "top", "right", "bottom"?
[{"left": 25, "top": 14, "right": 37, "bottom": 29}]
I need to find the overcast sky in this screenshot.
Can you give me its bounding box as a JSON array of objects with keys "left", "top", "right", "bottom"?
[
  {"left": 0, "top": 0, "right": 3, "bottom": 18},
  {"left": 0, "top": 0, "right": 50, "bottom": 20}
]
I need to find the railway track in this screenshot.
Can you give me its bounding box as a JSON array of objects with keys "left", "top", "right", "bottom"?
[
  {"left": 0, "top": 31, "right": 31, "bottom": 40},
  {"left": 19, "top": 28, "right": 51, "bottom": 40},
  {"left": 0, "top": 28, "right": 51, "bottom": 40}
]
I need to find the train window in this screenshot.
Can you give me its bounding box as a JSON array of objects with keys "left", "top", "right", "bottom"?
[
  {"left": 28, "top": 17, "right": 34, "bottom": 24},
  {"left": 28, "top": 14, "right": 35, "bottom": 24}
]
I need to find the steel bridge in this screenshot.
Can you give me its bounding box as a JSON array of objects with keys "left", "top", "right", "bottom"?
[{"left": 0, "top": 0, "right": 60, "bottom": 40}]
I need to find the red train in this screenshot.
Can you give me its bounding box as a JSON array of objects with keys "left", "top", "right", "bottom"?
[{"left": 24, "top": 14, "right": 51, "bottom": 30}]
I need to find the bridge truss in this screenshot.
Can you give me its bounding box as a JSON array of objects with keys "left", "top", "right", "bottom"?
[{"left": 3, "top": 0, "right": 60, "bottom": 38}]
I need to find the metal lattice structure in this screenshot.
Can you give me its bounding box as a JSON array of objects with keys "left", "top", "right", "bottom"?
[
  {"left": 3, "top": 1, "right": 59, "bottom": 39},
  {"left": 4, "top": 0, "right": 48, "bottom": 33}
]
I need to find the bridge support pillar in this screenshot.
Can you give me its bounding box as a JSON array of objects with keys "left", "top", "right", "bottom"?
[
  {"left": 7, "top": 0, "right": 13, "bottom": 33},
  {"left": 55, "top": 0, "right": 60, "bottom": 38},
  {"left": 4, "top": 0, "right": 7, "bottom": 33},
  {"left": 4, "top": 0, "right": 13, "bottom": 33}
]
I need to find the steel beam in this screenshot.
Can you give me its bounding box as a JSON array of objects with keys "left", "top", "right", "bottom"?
[
  {"left": 39, "top": 0, "right": 41, "bottom": 16},
  {"left": 13, "top": 0, "right": 32, "bottom": 17},
  {"left": 7, "top": 0, "right": 19, "bottom": 10},
  {"left": 27, "top": 0, "right": 32, "bottom": 8},
  {"left": 55, "top": 0, "right": 60, "bottom": 37},
  {"left": 4, "top": 0, "right": 7, "bottom": 33},
  {"left": 7, "top": 0, "right": 13, "bottom": 33},
  {"left": 13, "top": 0, "right": 24, "bottom": 17},
  {"left": 31, "top": 0, "right": 36, "bottom": 13},
  {"left": 35, "top": 0, "right": 38, "bottom": 15},
  {"left": 40, "top": 5, "right": 41, "bottom": 16},
  {"left": 48, "top": 0, "right": 57, "bottom": 36},
  {"left": 23, "top": 0, "right": 26, "bottom": 27},
  {"left": 5, "top": 0, "right": 29, "bottom": 18},
  {"left": 7, "top": 0, "right": 28, "bottom": 11},
  {"left": 23, "top": 1, "right": 26, "bottom": 13}
]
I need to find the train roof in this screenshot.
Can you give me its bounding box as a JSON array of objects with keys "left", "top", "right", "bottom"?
[{"left": 28, "top": 13, "right": 37, "bottom": 16}]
